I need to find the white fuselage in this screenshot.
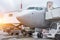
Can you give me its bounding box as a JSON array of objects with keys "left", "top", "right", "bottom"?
[{"left": 17, "top": 8, "right": 50, "bottom": 28}]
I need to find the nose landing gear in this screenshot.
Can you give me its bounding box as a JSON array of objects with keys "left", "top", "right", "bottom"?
[{"left": 37, "top": 32, "right": 43, "bottom": 38}]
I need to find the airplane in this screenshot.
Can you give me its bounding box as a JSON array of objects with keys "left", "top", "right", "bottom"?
[
  {"left": 16, "top": 1, "right": 60, "bottom": 30},
  {"left": 16, "top": 5, "right": 50, "bottom": 28},
  {"left": 16, "top": 1, "right": 55, "bottom": 29}
]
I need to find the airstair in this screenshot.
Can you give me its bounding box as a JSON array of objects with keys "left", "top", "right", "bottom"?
[{"left": 45, "top": 7, "right": 60, "bottom": 21}]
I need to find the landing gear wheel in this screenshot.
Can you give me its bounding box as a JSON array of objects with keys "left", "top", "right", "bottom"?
[
  {"left": 55, "top": 34, "right": 60, "bottom": 40},
  {"left": 11, "top": 33, "right": 13, "bottom": 35},
  {"left": 37, "top": 32, "right": 43, "bottom": 38},
  {"left": 40, "top": 33, "right": 43, "bottom": 38}
]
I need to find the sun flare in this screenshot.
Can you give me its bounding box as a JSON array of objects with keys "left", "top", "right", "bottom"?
[{"left": 0, "top": 18, "right": 5, "bottom": 24}]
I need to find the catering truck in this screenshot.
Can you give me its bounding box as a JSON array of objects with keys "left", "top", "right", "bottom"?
[
  {"left": 46, "top": 22, "right": 60, "bottom": 38},
  {"left": 44, "top": 22, "right": 60, "bottom": 40}
]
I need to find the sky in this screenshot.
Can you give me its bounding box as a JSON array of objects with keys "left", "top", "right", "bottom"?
[
  {"left": 22, "top": 0, "right": 60, "bottom": 8},
  {"left": 0, "top": 0, "right": 60, "bottom": 12}
]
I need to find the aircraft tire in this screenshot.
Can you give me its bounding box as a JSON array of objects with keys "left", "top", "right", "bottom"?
[
  {"left": 55, "top": 34, "right": 60, "bottom": 40},
  {"left": 37, "top": 32, "right": 43, "bottom": 38}
]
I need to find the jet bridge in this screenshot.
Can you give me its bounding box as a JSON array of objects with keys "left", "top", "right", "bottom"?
[{"left": 45, "top": 7, "right": 60, "bottom": 21}]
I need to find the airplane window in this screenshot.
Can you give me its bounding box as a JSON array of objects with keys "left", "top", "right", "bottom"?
[
  {"left": 28, "top": 7, "right": 43, "bottom": 10},
  {"left": 35, "top": 7, "right": 43, "bottom": 10},
  {"left": 28, "top": 7, "right": 34, "bottom": 9}
]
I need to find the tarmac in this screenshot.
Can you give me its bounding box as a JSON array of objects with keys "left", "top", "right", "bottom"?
[
  {"left": 0, "top": 30, "right": 53, "bottom": 40},
  {"left": 2, "top": 37, "right": 53, "bottom": 40}
]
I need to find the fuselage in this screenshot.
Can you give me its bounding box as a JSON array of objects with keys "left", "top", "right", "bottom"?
[{"left": 17, "top": 7, "right": 50, "bottom": 28}]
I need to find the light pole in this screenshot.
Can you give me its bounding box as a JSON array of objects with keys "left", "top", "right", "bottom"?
[{"left": 21, "top": 0, "right": 22, "bottom": 10}]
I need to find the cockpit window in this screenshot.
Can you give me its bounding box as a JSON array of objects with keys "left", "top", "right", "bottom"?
[
  {"left": 28, "top": 7, "right": 34, "bottom": 9},
  {"left": 27, "top": 7, "right": 43, "bottom": 10}
]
